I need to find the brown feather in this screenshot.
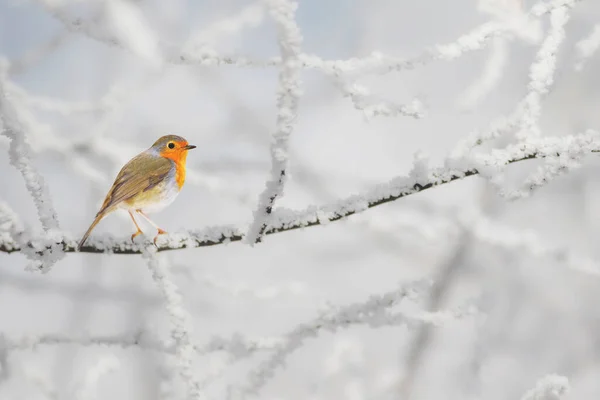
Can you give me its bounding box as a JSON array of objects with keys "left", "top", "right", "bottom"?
[
  {"left": 97, "top": 153, "right": 173, "bottom": 215},
  {"left": 77, "top": 213, "right": 104, "bottom": 251},
  {"left": 78, "top": 152, "right": 174, "bottom": 249}
]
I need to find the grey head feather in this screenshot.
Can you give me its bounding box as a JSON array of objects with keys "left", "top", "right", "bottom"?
[{"left": 151, "top": 135, "right": 187, "bottom": 149}]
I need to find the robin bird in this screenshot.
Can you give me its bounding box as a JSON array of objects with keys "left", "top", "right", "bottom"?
[{"left": 77, "top": 135, "right": 196, "bottom": 250}]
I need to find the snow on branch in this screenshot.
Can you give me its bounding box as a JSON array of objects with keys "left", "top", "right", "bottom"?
[
  {"left": 33, "top": 0, "right": 572, "bottom": 75},
  {"left": 0, "top": 280, "right": 474, "bottom": 396},
  {"left": 335, "top": 79, "right": 424, "bottom": 119},
  {"left": 0, "top": 61, "right": 65, "bottom": 272},
  {"left": 238, "top": 279, "right": 476, "bottom": 396},
  {"left": 0, "top": 62, "right": 59, "bottom": 232},
  {"left": 454, "top": 1, "right": 575, "bottom": 153},
  {"left": 245, "top": 0, "right": 303, "bottom": 244},
  {"left": 516, "top": 3, "right": 572, "bottom": 140},
  {"left": 500, "top": 138, "right": 588, "bottom": 200},
  {"left": 520, "top": 374, "right": 569, "bottom": 400},
  {"left": 2, "top": 132, "right": 600, "bottom": 256},
  {"left": 143, "top": 250, "right": 204, "bottom": 400},
  {"left": 2, "top": 330, "right": 279, "bottom": 361}
]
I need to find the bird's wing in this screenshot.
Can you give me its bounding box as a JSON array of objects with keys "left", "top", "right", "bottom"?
[{"left": 96, "top": 152, "right": 174, "bottom": 215}]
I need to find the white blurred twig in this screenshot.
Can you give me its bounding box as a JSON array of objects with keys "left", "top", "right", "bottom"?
[
  {"left": 0, "top": 63, "right": 60, "bottom": 231},
  {"left": 0, "top": 61, "right": 66, "bottom": 271},
  {"left": 516, "top": 4, "right": 572, "bottom": 140},
  {"left": 70, "top": 355, "right": 120, "bottom": 400},
  {"left": 8, "top": 32, "right": 70, "bottom": 75},
  {"left": 575, "top": 24, "right": 600, "bottom": 70},
  {"left": 458, "top": 37, "right": 509, "bottom": 110},
  {"left": 2, "top": 331, "right": 278, "bottom": 359},
  {"left": 520, "top": 374, "right": 569, "bottom": 400},
  {"left": 336, "top": 79, "right": 424, "bottom": 120},
  {"left": 33, "top": 0, "right": 573, "bottom": 76},
  {"left": 102, "top": 0, "right": 163, "bottom": 67},
  {"left": 143, "top": 250, "right": 204, "bottom": 400},
  {"left": 240, "top": 279, "right": 473, "bottom": 396},
  {"left": 181, "top": 2, "right": 265, "bottom": 57}
]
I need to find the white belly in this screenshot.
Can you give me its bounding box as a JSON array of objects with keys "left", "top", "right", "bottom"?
[
  {"left": 118, "top": 169, "right": 181, "bottom": 214},
  {"left": 140, "top": 183, "right": 180, "bottom": 213}
]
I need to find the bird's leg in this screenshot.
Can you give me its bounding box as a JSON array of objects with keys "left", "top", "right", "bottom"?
[
  {"left": 136, "top": 210, "right": 167, "bottom": 245},
  {"left": 128, "top": 210, "right": 144, "bottom": 242}
]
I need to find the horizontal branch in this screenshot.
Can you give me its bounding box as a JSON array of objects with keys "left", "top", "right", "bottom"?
[
  {"left": 3, "top": 331, "right": 278, "bottom": 358},
  {"left": 0, "top": 165, "right": 479, "bottom": 255},
  {"left": 35, "top": 0, "right": 575, "bottom": 74},
  {"left": 2, "top": 136, "right": 597, "bottom": 256}
]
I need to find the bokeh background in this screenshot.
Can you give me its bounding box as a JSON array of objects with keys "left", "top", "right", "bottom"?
[{"left": 2, "top": 0, "right": 600, "bottom": 399}]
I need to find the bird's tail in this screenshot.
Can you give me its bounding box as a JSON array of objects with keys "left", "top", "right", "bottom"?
[{"left": 77, "top": 212, "right": 106, "bottom": 251}]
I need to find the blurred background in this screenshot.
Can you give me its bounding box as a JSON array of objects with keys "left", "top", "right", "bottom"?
[{"left": 2, "top": 0, "right": 600, "bottom": 399}]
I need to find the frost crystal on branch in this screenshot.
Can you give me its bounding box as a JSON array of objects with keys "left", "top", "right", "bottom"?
[{"left": 245, "top": 0, "right": 303, "bottom": 244}]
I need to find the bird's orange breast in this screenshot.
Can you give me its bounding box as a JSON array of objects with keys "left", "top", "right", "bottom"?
[
  {"left": 160, "top": 150, "right": 188, "bottom": 189},
  {"left": 174, "top": 159, "right": 186, "bottom": 189}
]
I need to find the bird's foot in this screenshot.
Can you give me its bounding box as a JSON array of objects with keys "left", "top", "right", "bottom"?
[
  {"left": 131, "top": 230, "right": 143, "bottom": 242},
  {"left": 153, "top": 228, "right": 167, "bottom": 246}
]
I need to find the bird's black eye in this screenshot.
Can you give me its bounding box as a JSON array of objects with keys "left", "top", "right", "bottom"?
[{"left": 168, "top": 142, "right": 175, "bottom": 149}]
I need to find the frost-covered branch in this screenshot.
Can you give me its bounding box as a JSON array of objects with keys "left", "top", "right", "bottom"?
[
  {"left": 455, "top": 1, "right": 575, "bottom": 152},
  {"left": 239, "top": 279, "right": 475, "bottom": 396},
  {"left": 2, "top": 331, "right": 278, "bottom": 359},
  {"left": 0, "top": 61, "right": 65, "bottom": 271},
  {"left": 336, "top": 79, "right": 424, "bottom": 119},
  {"left": 245, "top": 0, "right": 303, "bottom": 244},
  {"left": 499, "top": 144, "right": 586, "bottom": 199},
  {"left": 3, "top": 133, "right": 600, "bottom": 256},
  {"left": 33, "top": 0, "right": 572, "bottom": 74},
  {"left": 516, "top": 4, "right": 572, "bottom": 140},
  {"left": 0, "top": 62, "right": 60, "bottom": 231},
  {"left": 143, "top": 250, "right": 204, "bottom": 400}
]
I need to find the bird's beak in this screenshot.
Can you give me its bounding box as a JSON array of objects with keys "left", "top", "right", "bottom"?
[{"left": 183, "top": 144, "right": 196, "bottom": 150}]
